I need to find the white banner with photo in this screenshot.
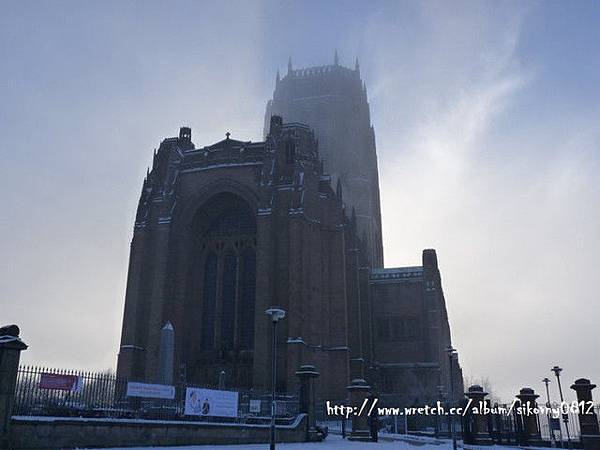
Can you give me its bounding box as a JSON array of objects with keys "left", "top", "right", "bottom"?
[
  {"left": 184, "top": 387, "right": 238, "bottom": 417},
  {"left": 126, "top": 382, "right": 175, "bottom": 399}
]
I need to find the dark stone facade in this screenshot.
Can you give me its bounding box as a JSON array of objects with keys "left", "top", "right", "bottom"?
[
  {"left": 117, "top": 59, "right": 462, "bottom": 406},
  {"left": 117, "top": 118, "right": 352, "bottom": 401}
]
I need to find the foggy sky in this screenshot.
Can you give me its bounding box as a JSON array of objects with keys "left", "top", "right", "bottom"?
[{"left": 1, "top": 0, "right": 599, "bottom": 402}]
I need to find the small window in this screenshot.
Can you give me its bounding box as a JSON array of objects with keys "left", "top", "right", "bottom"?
[{"left": 285, "top": 141, "right": 295, "bottom": 164}]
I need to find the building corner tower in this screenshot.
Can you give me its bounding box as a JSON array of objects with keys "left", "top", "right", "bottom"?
[{"left": 264, "top": 54, "right": 384, "bottom": 267}]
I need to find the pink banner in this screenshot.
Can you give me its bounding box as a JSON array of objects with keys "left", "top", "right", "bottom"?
[{"left": 39, "top": 373, "right": 79, "bottom": 391}]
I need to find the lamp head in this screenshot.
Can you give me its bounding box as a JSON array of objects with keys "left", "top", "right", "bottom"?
[
  {"left": 446, "top": 345, "right": 456, "bottom": 355},
  {"left": 265, "top": 307, "right": 286, "bottom": 322},
  {"left": 542, "top": 377, "right": 550, "bottom": 384},
  {"left": 552, "top": 366, "right": 562, "bottom": 376}
]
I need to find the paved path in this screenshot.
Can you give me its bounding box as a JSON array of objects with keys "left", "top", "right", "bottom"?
[{"left": 87, "top": 434, "right": 546, "bottom": 450}]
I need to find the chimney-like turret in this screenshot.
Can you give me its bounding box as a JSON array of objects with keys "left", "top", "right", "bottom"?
[
  {"left": 422, "top": 249, "right": 438, "bottom": 269},
  {"left": 179, "top": 126, "right": 191, "bottom": 141}
]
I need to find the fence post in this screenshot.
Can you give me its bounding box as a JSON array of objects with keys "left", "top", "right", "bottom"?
[
  {"left": 571, "top": 379, "right": 600, "bottom": 450},
  {"left": 295, "top": 365, "right": 319, "bottom": 441},
  {"left": 516, "top": 387, "right": 545, "bottom": 447},
  {"left": 463, "top": 385, "right": 493, "bottom": 445},
  {"left": 0, "top": 325, "right": 28, "bottom": 449},
  {"left": 346, "top": 378, "right": 372, "bottom": 441}
]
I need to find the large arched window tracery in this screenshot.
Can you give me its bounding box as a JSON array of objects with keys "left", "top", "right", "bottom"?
[
  {"left": 195, "top": 193, "right": 257, "bottom": 353},
  {"left": 206, "top": 208, "right": 256, "bottom": 237},
  {"left": 220, "top": 253, "right": 237, "bottom": 350},
  {"left": 239, "top": 248, "right": 256, "bottom": 349},
  {"left": 200, "top": 253, "right": 217, "bottom": 349}
]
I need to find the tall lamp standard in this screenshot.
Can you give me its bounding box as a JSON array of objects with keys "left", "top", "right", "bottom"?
[
  {"left": 266, "top": 308, "right": 286, "bottom": 450},
  {"left": 446, "top": 346, "right": 458, "bottom": 450},
  {"left": 542, "top": 377, "right": 557, "bottom": 447},
  {"left": 436, "top": 385, "right": 445, "bottom": 438},
  {"left": 552, "top": 366, "right": 572, "bottom": 450}
]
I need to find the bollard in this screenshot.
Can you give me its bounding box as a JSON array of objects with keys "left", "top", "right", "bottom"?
[
  {"left": 571, "top": 379, "right": 600, "bottom": 450},
  {"left": 516, "top": 387, "right": 545, "bottom": 447},
  {"left": 346, "top": 378, "right": 372, "bottom": 441},
  {"left": 295, "top": 365, "right": 320, "bottom": 441},
  {"left": 0, "top": 325, "right": 28, "bottom": 449},
  {"left": 463, "top": 385, "right": 493, "bottom": 445}
]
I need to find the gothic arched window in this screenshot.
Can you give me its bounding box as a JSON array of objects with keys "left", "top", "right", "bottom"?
[
  {"left": 194, "top": 193, "right": 257, "bottom": 354},
  {"left": 220, "top": 253, "right": 237, "bottom": 350},
  {"left": 239, "top": 249, "right": 256, "bottom": 349},
  {"left": 207, "top": 208, "right": 256, "bottom": 237},
  {"left": 200, "top": 253, "right": 217, "bottom": 349},
  {"left": 285, "top": 141, "right": 295, "bottom": 164}
]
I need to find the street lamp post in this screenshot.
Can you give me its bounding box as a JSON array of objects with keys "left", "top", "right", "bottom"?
[
  {"left": 436, "top": 385, "right": 445, "bottom": 438},
  {"left": 542, "top": 377, "right": 556, "bottom": 448},
  {"left": 446, "top": 346, "right": 458, "bottom": 450},
  {"left": 266, "top": 308, "right": 286, "bottom": 450},
  {"left": 552, "top": 366, "right": 572, "bottom": 450}
]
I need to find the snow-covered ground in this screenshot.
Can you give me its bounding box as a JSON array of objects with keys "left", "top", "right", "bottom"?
[{"left": 83, "top": 433, "right": 548, "bottom": 450}]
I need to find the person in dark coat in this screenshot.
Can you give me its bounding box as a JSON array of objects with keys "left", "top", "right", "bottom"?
[{"left": 368, "top": 395, "right": 379, "bottom": 442}]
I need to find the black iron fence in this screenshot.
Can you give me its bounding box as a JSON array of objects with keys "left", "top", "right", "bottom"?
[
  {"left": 316, "top": 396, "right": 600, "bottom": 447},
  {"left": 13, "top": 365, "right": 299, "bottom": 423},
  {"left": 473, "top": 401, "right": 600, "bottom": 447}
]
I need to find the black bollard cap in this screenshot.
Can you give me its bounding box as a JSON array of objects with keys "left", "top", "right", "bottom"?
[{"left": 0, "top": 324, "right": 20, "bottom": 337}]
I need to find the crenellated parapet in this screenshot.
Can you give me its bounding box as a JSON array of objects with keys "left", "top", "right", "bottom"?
[{"left": 286, "top": 64, "right": 358, "bottom": 79}]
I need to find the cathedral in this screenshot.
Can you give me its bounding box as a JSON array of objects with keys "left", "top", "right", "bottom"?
[{"left": 116, "top": 56, "right": 463, "bottom": 407}]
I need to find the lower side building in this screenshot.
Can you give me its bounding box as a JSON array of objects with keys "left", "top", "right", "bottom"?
[{"left": 368, "top": 250, "right": 464, "bottom": 408}]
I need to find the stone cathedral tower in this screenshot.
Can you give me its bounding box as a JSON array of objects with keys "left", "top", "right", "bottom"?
[{"left": 264, "top": 54, "right": 384, "bottom": 267}]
